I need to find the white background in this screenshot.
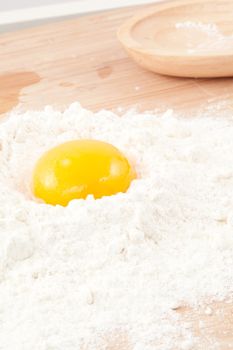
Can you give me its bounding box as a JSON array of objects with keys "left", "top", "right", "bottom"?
[
  {"left": 0, "top": 0, "right": 160, "bottom": 31},
  {"left": 0, "top": 0, "right": 77, "bottom": 11}
]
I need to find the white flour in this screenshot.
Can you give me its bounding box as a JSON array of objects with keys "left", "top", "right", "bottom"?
[
  {"left": 175, "top": 21, "right": 233, "bottom": 53},
  {"left": 1, "top": 103, "right": 233, "bottom": 349},
  {"left": 175, "top": 21, "right": 220, "bottom": 35}
]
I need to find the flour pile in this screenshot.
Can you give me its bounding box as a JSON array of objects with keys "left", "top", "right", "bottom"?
[{"left": 1, "top": 103, "right": 233, "bottom": 349}]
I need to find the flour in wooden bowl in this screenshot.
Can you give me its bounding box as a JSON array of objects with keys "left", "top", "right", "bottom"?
[
  {"left": 175, "top": 21, "right": 233, "bottom": 53},
  {"left": 1, "top": 103, "right": 233, "bottom": 349}
]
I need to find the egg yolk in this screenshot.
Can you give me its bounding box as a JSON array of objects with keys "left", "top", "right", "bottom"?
[{"left": 32, "top": 140, "right": 136, "bottom": 206}]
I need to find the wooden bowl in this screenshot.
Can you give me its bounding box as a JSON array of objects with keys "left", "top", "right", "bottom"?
[{"left": 118, "top": 0, "right": 233, "bottom": 78}]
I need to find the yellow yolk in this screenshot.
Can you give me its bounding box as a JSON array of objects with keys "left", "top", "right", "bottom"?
[{"left": 32, "top": 140, "right": 136, "bottom": 206}]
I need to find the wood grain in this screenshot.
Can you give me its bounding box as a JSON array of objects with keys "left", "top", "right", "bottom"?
[
  {"left": 1, "top": 4, "right": 233, "bottom": 349},
  {"left": 1, "top": 5, "right": 233, "bottom": 115},
  {"left": 0, "top": 71, "right": 40, "bottom": 114}
]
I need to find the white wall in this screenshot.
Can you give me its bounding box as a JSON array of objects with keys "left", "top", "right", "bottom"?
[
  {"left": 0, "top": 0, "right": 77, "bottom": 11},
  {"left": 0, "top": 0, "right": 158, "bottom": 12},
  {"left": 0, "top": 0, "right": 159, "bottom": 27}
]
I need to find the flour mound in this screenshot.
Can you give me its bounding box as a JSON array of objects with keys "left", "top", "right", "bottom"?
[{"left": 0, "top": 103, "right": 233, "bottom": 349}]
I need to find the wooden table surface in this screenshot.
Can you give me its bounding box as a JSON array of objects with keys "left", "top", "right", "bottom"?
[{"left": 1, "top": 4, "right": 233, "bottom": 349}]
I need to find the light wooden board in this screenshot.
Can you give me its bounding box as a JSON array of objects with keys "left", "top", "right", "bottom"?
[{"left": 1, "top": 4, "right": 233, "bottom": 349}]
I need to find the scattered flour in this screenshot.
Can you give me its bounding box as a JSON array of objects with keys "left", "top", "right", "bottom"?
[
  {"left": 1, "top": 103, "right": 233, "bottom": 349},
  {"left": 175, "top": 21, "right": 233, "bottom": 53},
  {"left": 175, "top": 21, "right": 220, "bottom": 35}
]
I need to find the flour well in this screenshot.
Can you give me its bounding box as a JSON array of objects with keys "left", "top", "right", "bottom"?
[{"left": 1, "top": 103, "right": 233, "bottom": 349}]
